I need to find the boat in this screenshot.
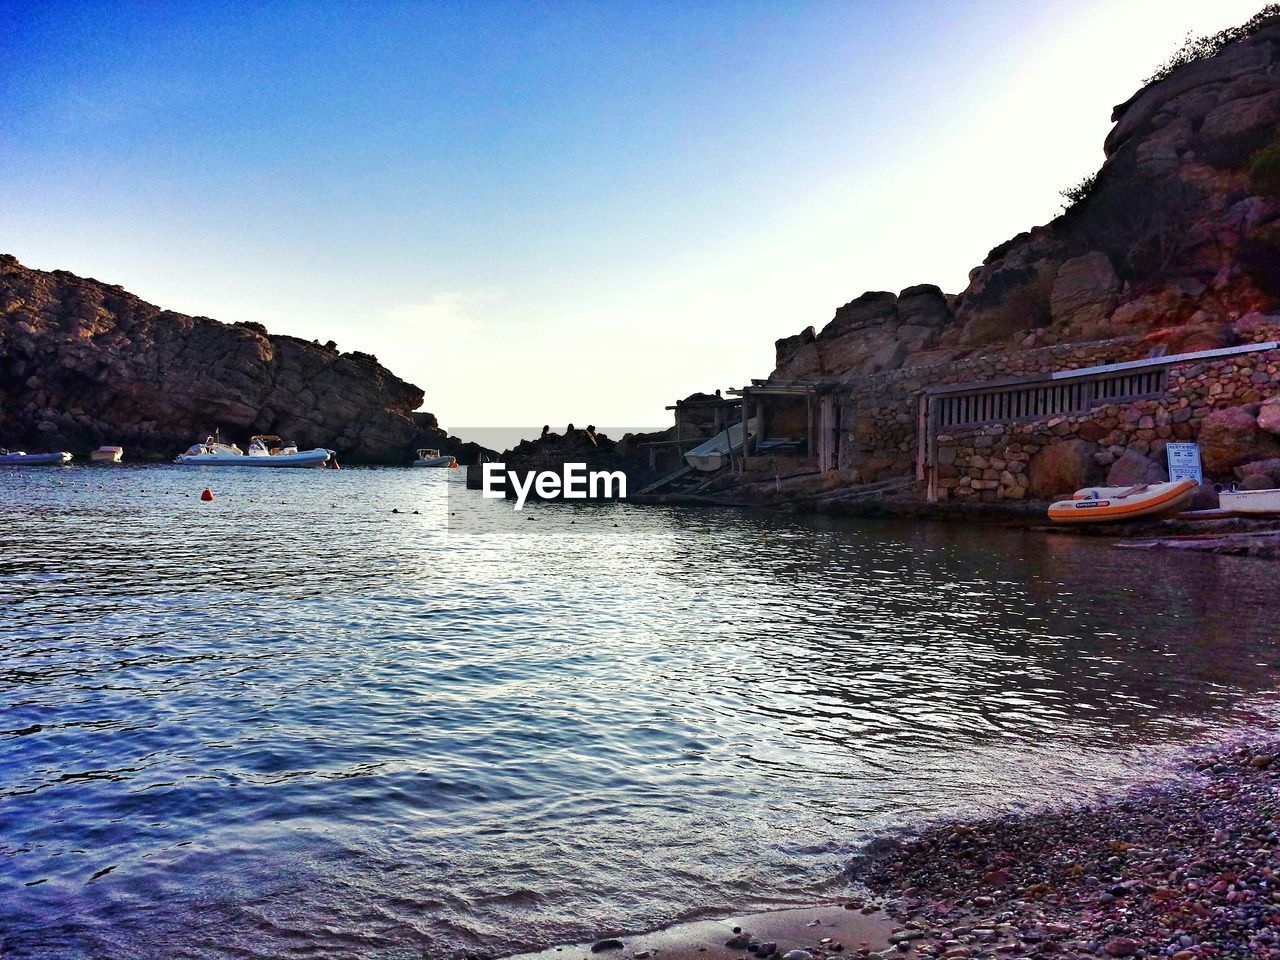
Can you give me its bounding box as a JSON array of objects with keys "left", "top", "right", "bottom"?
[
  {"left": 684, "top": 418, "right": 758, "bottom": 472},
  {"left": 1047, "top": 479, "right": 1198, "bottom": 524},
  {"left": 175, "top": 435, "right": 331, "bottom": 468},
  {"left": 90, "top": 445, "right": 124, "bottom": 463},
  {"left": 413, "top": 448, "right": 457, "bottom": 467},
  {"left": 1220, "top": 487, "right": 1280, "bottom": 515},
  {"left": 0, "top": 449, "right": 72, "bottom": 466}
]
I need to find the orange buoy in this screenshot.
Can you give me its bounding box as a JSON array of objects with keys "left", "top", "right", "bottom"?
[{"left": 200, "top": 488, "right": 214, "bottom": 502}]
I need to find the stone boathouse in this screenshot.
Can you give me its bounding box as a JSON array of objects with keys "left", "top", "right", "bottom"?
[{"left": 725, "top": 324, "right": 1280, "bottom": 503}]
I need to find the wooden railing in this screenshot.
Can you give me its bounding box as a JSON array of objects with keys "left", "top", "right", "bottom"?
[{"left": 935, "top": 367, "right": 1167, "bottom": 429}]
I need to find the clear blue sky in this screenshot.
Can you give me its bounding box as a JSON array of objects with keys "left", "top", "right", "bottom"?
[{"left": 1, "top": 0, "right": 1265, "bottom": 439}]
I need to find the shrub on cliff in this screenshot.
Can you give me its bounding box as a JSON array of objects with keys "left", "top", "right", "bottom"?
[
  {"left": 1059, "top": 171, "right": 1099, "bottom": 212},
  {"left": 1240, "top": 222, "right": 1280, "bottom": 296},
  {"left": 1250, "top": 131, "right": 1280, "bottom": 196},
  {"left": 1078, "top": 177, "right": 1206, "bottom": 281},
  {"left": 1143, "top": 4, "right": 1280, "bottom": 85}
]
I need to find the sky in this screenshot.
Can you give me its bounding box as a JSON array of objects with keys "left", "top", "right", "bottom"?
[{"left": 1, "top": 0, "right": 1269, "bottom": 441}]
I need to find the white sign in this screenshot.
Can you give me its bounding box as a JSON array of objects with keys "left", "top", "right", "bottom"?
[{"left": 1166, "top": 442, "right": 1203, "bottom": 483}]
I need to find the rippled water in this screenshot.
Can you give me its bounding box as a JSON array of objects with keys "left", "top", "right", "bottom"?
[{"left": 2, "top": 465, "right": 1279, "bottom": 959}]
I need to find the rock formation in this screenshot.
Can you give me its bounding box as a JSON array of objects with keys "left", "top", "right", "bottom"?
[
  {"left": 773, "top": 11, "right": 1280, "bottom": 381},
  {"left": 0, "top": 255, "right": 489, "bottom": 463}
]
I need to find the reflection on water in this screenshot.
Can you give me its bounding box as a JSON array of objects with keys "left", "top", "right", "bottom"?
[{"left": 0, "top": 466, "right": 1275, "bottom": 959}]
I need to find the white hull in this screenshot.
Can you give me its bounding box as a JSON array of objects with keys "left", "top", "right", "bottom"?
[
  {"left": 1220, "top": 488, "right": 1280, "bottom": 514},
  {"left": 684, "top": 418, "right": 758, "bottom": 472},
  {"left": 90, "top": 447, "right": 123, "bottom": 463},
  {"left": 175, "top": 449, "right": 330, "bottom": 468},
  {"left": 0, "top": 451, "right": 72, "bottom": 466},
  {"left": 1048, "top": 479, "right": 1198, "bottom": 524}
]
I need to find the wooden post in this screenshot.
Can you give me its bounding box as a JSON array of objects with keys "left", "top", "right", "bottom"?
[
  {"left": 827, "top": 397, "right": 834, "bottom": 472},
  {"left": 806, "top": 392, "right": 814, "bottom": 464},
  {"left": 916, "top": 393, "right": 927, "bottom": 482},
  {"left": 740, "top": 389, "right": 750, "bottom": 471},
  {"left": 925, "top": 394, "right": 939, "bottom": 502}
]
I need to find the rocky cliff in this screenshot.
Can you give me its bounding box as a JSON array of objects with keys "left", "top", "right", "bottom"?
[
  {"left": 774, "top": 9, "right": 1280, "bottom": 381},
  {"left": 0, "top": 255, "right": 486, "bottom": 463}
]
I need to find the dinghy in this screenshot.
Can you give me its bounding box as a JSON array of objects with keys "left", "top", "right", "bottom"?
[
  {"left": 0, "top": 449, "right": 72, "bottom": 466},
  {"left": 1220, "top": 487, "right": 1280, "bottom": 515},
  {"left": 413, "top": 448, "right": 457, "bottom": 467},
  {"left": 175, "top": 435, "right": 330, "bottom": 468},
  {"left": 1047, "top": 478, "right": 1197, "bottom": 524}
]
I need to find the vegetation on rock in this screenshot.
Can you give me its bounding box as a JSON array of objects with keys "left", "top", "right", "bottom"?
[{"left": 1142, "top": 3, "right": 1280, "bottom": 85}]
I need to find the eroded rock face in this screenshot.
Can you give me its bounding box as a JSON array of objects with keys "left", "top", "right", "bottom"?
[
  {"left": 773, "top": 286, "right": 954, "bottom": 379},
  {"left": 1049, "top": 252, "right": 1121, "bottom": 333},
  {"left": 771, "top": 15, "right": 1280, "bottom": 381},
  {"left": 0, "top": 255, "right": 483, "bottom": 463}
]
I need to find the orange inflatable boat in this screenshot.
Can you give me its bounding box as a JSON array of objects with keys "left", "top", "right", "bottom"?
[{"left": 1047, "top": 479, "right": 1198, "bottom": 524}]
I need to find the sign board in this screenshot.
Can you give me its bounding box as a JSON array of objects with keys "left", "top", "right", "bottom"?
[{"left": 1165, "top": 442, "right": 1203, "bottom": 484}]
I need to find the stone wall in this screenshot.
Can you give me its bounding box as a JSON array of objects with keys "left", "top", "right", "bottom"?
[
  {"left": 934, "top": 345, "right": 1280, "bottom": 502},
  {"left": 841, "top": 336, "right": 1154, "bottom": 483}
]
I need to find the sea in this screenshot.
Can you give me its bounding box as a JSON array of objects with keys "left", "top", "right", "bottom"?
[{"left": 2, "top": 464, "right": 1277, "bottom": 958}]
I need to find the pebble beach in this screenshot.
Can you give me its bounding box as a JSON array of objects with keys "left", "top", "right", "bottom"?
[
  {"left": 521, "top": 737, "right": 1280, "bottom": 960},
  {"left": 857, "top": 739, "right": 1280, "bottom": 960}
]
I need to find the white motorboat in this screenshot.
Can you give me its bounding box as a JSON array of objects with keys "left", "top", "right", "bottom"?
[
  {"left": 1220, "top": 487, "right": 1280, "bottom": 515},
  {"left": 175, "top": 435, "right": 331, "bottom": 468},
  {"left": 90, "top": 445, "right": 124, "bottom": 463},
  {"left": 413, "top": 448, "right": 457, "bottom": 467},
  {"left": 0, "top": 449, "right": 72, "bottom": 466}
]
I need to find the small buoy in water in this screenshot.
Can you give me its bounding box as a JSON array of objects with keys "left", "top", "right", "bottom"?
[
  {"left": 200, "top": 488, "right": 214, "bottom": 502},
  {"left": 392, "top": 508, "right": 400, "bottom": 514}
]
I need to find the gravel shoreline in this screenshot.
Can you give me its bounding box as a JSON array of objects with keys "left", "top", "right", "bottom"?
[
  {"left": 504, "top": 739, "right": 1280, "bottom": 960},
  {"left": 857, "top": 740, "right": 1280, "bottom": 960}
]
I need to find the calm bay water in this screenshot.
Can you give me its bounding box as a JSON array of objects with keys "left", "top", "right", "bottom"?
[{"left": 2, "top": 465, "right": 1278, "bottom": 959}]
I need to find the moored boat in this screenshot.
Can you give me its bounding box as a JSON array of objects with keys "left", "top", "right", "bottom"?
[
  {"left": 1048, "top": 479, "right": 1198, "bottom": 524},
  {"left": 1220, "top": 487, "right": 1280, "bottom": 515},
  {"left": 175, "top": 435, "right": 331, "bottom": 468},
  {"left": 684, "top": 418, "right": 758, "bottom": 472},
  {"left": 0, "top": 449, "right": 72, "bottom": 466},
  {"left": 413, "top": 448, "right": 457, "bottom": 467},
  {"left": 90, "top": 445, "right": 124, "bottom": 463}
]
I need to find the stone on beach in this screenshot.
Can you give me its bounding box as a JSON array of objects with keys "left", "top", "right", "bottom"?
[
  {"left": 1029, "top": 439, "right": 1101, "bottom": 497},
  {"left": 1105, "top": 449, "right": 1168, "bottom": 486},
  {"left": 1198, "top": 405, "right": 1280, "bottom": 473},
  {"left": 860, "top": 740, "right": 1280, "bottom": 960}
]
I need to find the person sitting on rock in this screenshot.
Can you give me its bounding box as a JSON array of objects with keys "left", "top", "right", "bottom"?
[
  {"left": 540, "top": 424, "right": 550, "bottom": 439},
  {"left": 585, "top": 425, "right": 598, "bottom": 446}
]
